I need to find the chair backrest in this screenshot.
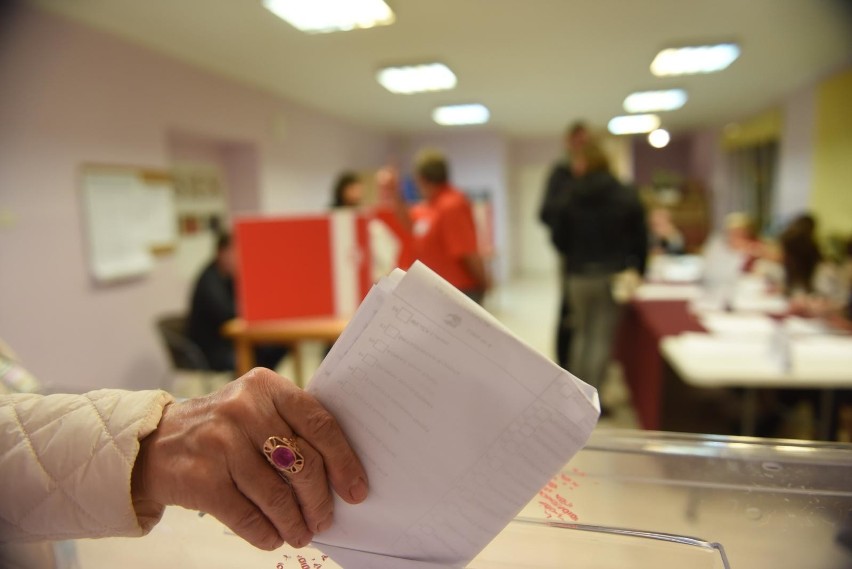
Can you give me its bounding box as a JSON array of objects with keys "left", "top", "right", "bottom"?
[{"left": 156, "top": 314, "right": 210, "bottom": 371}]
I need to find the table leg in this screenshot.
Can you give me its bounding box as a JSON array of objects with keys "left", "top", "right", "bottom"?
[
  {"left": 818, "top": 389, "right": 835, "bottom": 441},
  {"left": 741, "top": 389, "right": 757, "bottom": 436},
  {"left": 291, "top": 344, "right": 303, "bottom": 389},
  {"left": 234, "top": 338, "right": 255, "bottom": 376}
]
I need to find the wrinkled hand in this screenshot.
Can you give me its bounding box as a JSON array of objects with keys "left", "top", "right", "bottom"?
[{"left": 131, "top": 368, "right": 368, "bottom": 550}]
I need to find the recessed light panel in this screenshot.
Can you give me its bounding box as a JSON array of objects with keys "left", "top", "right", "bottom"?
[
  {"left": 432, "top": 104, "right": 490, "bottom": 126},
  {"left": 651, "top": 43, "right": 740, "bottom": 76},
  {"left": 624, "top": 89, "right": 687, "bottom": 113},
  {"left": 262, "top": 0, "right": 395, "bottom": 34},
  {"left": 608, "top": 114, "right": 661, "bottom": 135},
  {"left": 377, "top": 63, "right": 457, "bottom": 94}
]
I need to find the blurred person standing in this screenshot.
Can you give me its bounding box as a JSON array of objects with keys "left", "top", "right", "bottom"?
[
  {"left": 383, "top": 151, "right": 490, "bottom": 303},
  {"left": 539, "top": 121, "right": 590, "bottom": 369},
  {"left": 550, "top": 140, "right": 647, "bottom": 404}
]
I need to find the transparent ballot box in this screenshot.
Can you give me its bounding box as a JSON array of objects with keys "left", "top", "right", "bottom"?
[
  {"left": 512, "top": 430, "right": 852, "bottom": 569},
  {"left": 469, "top": 520, "right": 729, "bottom": 569},
  {"left": 67, "top": 430, "right": 851, "bottom": 569}
]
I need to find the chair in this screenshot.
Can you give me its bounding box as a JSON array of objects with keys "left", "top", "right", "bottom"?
[
  {"left": 156, "top": 314, "right": 210, "bottom": 371},
  {"left": 155, "top": 314, "right": 229, "bottom": 397}
]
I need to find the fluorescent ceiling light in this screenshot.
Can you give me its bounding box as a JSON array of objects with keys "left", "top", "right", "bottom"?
[
  {"left": 432, "top": 104, "right": 490, "bottom": 126},
  {"left": 624, "top": 89, "right": 687, "bottom": 113},
  {"left": 262, "top": 0, "right": 395, "bottom": 34},
  {"left": 377, "top": 63, "right": 457, "bottom": 94},
  {"left": 648, "top": 129, "right": 671, "bottom": 148},
  {"left": 608, "top": 114, "right": 661, "bottom": 135},
  {"left": 651, "top": 43, "right": 740, "bottom": 76}
]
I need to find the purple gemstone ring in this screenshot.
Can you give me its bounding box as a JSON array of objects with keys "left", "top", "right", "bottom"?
[{"left": 263, "top": 436, "right": 305, "bottom": 476}]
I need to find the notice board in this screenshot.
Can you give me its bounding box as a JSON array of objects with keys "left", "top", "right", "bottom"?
[{"left": 81, "top": 165, "right": 178, "bottom": 283}]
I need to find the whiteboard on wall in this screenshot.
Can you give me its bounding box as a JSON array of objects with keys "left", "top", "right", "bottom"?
[{"left": 81, "top": 167, "right": 177, "bottom": 283}]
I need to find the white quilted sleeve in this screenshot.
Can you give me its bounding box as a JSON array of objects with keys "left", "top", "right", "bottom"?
[{"left": 0, "top": 389, "right": 174, "bottom": 542}]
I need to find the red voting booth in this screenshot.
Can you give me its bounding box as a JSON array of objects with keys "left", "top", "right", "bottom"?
[{"left": 234, "top": 212, "right": 373, "bottom": 322}]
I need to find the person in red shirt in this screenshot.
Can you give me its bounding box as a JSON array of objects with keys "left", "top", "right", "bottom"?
[{"left": 381, "top": 151, "right": 491, "bottom": 303}]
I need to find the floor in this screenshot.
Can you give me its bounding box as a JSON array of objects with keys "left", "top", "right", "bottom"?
[
  {"left": 168, "top": 271, "right": 640, "bottom": 431},
  {"left": 484, "top": 272, "right": 640, "bottom": 430}
]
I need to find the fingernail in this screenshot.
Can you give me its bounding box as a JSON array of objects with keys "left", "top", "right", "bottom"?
[
  {"left": 316, "top": 516, "right": 333, "bottom": 533},
  {"left": 349, "top": 477, "right": 368, "bottom": 502},
  {"left": 293, "top": 531, "right": 313, "bottom": 549}
]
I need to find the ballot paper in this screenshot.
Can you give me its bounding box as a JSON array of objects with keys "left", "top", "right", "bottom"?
[{"left": 306, "top": 261, "right": 600, "bottom": 568}]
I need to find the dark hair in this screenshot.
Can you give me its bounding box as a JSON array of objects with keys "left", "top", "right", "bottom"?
[
  {"left": 780, "top": 214, "right": 821, "bottom": 294},
  {"left": 787, "top": 213, "right": 816, "bottom": 236},
  {"left": 415, "top": 150, "right": 449, "bottom": 185},
  {"left": 332, "top": 171, "right": 360, "bottom": 208},
  {"left": 566, "top": 121, "right": 589, "bottom": 138},
  {"left": 216, "top": 232, "right": 231, "bottom": 254}
]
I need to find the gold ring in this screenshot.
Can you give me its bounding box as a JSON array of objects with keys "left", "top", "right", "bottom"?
[{"left": 263, "top": 436, "right": 305, "bottom": 476}]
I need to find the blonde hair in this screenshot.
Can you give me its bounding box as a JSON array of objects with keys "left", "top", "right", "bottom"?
[
  {"left": 725, "top": 212, "right": 754, "bottom": 231},
  {"left": 576, "top": 139, "right": 610, "bottom": 174},
  {"left": 414, "top": 149, "right": 449, "bottom": 185}
]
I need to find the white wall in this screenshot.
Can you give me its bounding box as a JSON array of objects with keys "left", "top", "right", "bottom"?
[{"left": 506, "top": 137, "right": 561, "bottom": 277}]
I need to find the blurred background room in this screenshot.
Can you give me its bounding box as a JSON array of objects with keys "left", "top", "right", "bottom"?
[{"left": 2, "top": 0, "right": 851, "bottom": 444}]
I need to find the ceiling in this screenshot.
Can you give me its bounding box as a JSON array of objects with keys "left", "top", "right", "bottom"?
[{"left": 29, "top": 0, "right": 852, "bottom": 137}]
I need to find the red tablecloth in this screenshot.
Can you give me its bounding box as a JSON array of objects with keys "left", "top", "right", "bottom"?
[{"left": 614, "top": 300, "right": 705, "bottom": 430}]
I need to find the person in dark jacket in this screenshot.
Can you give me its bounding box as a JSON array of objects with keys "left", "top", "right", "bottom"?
[
  {"left": 187, "top": 233, "right": 286, "bottom": 372},
  {"left": 551, "top": 140, "right": 647, "bottom": 397},
  {"left": 539, "top": 121, "right": 590, "bottom": 370}
]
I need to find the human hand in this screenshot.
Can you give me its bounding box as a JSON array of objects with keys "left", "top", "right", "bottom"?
[{"left": 131, "top": 368, "right": 368, "bottom": 550}]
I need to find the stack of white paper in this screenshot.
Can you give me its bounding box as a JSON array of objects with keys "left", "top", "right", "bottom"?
[
  {"left": 635, "top": 283, "right": 703, "bottom": 301},
  {"left": 306, "top": 262, "right": 600, "bottom": 568},
  {"left": 699, "top": 312, "right": 777, "bottom": 336},
  {"left": 791, "top": 336, "right": 852, "bottom": 378}
]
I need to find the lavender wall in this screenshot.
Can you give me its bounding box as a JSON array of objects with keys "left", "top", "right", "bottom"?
[{"left": 0, "top": 7, "right": 389, "bottom": 391}]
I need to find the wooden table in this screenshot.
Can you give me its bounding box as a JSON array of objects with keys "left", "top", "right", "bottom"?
[{"left": 222, "top": 317, "right": 348, "bottom": 387}]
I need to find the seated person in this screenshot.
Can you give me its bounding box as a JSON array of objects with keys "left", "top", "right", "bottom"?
[
  {"left": 187, "top": 233, "right": 286, "bottom": 372},
  {"left": 780, "top": 213, "right": 822, "bottom": 296},
  {"left": 648, "top": 207, "right": 685, "bottom": 255},
  {"left": 724, "top": 212, "right": 764, "bottom": 272},
  {"left": 790, "top": 235, "right": 852, "bottom": 332}
]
